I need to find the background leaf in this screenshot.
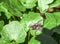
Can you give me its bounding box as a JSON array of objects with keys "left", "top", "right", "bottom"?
[
  {"left": 20, "top": 0, "right": 37, "bottom": 8},
  {"left": 30, "top": 29, "right": 42, "bottom": 36},
  {"left": 0, "top": 2, "right": 12, "bottom": 19},
  {"left": 38, "top": 0, "right": 54, "bottom": 12},
  {"left": 49, "top": 0, "right": 60, "bottom": 8},
  {"left": 53, "top": 12, "right": 60, "bottom": 26},
  {"left": 36, "top": 33, "right": 58, "bottom": 44},
  {"left": 43, "top": 13, "right": 56, "bottom": 29},
  {"left": 1, "top": 21, "right": 27, "bottom": 43}
]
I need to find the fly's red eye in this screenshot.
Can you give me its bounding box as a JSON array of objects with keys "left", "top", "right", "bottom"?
[{"left": 40, "top": 13, "right": 46, "bottom": 19}]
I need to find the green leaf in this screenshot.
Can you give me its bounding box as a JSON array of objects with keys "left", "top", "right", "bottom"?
[
  {"left": 0, "top": 0, "right": 26, "bottom": 18},
  {"left": 50, "top": 0, "right": 60, "bottom": 8},
  {"left": 30, "top": 29, "right": 42, "bottom": 36},
  {"left": 10, "top": 8, "right": 22, "bottom": 17},
  {"left": 38, "top": 0, "right": 54, "bottom": 12},
  {"left": 0, "top": 38, "right": 19, "bottom": 44},
  {"left": 5, "top": 0, "right": 25, "bottom": 17},
  {"left": 20, "top": 0, "right": 37, "bottom": 8},
  {"left": 28, "top": 37, "right": 40, "bottom": 44},
  {"left": 52, "top": 12, "right": 60, "bottom": 34},
  {"left": 36, "top": 33, "right": 58, "bottom": 44},
  {"left": 0, "top": 2, "right": 12, "bottom": 19},
  {"left": 0, "top": 38, "right": 9, "bottom": 44},
  {"left": 53, "top": 12, "right": 60, "bottom": 26},
  {"left": 44, "top": 12, "right": 60, "bottom": 31},
  {"left": 21, "top": 12, "right": 43, "bottom": 26},
  {"left": 44, "top": 13, "right": 56, "bottom": 29},
  {"left": 9, "top": 0, "right": 26, "bottom": 12},
  {"left": 1, "top": 21, "right": 27, "bottom": 43}
]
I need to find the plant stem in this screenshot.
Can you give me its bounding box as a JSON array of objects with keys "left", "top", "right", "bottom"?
[{"left": 28, "top": 30, "right": 31, "bottom": 41}]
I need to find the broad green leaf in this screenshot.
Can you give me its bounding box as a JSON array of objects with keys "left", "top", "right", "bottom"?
[
  {"left": 44, "top": 12, "right": 60, "bottom": 33},
  {"left": 8, "top": 7, "right": 23, "bottom": 17},
  {"left": 0, "top": 38, "right": 19, "bottom": 44},
  {"left": 36, "top": 33, "right": 58, "bottom": 44},
  {"left": 0, "top": 0, "right": 26, "bottom": 18},
  {"left": 28, "top": 37, "right": 40, "bottom": 44},
  {"left": 43, "top": 0, "right": 54, "bottom": 4},
  {"left": 5, "top": 0, "right": 25, "bottom": 17},
  {"left": 0, "top": 2, "right": 12, "bottom": 19},
  {"left": 52, "top": 12, "right": 60, "bottom": 34},
  {"left": 9, "top": 0, "right": 26, "bottom": 12},
  {"left": 21, "top": 12, "right": 43, "bottom": 26},
  {"left": 44, "top": 13, "right": 56, "bottom": 29},
  {"left": 38, "top": 0, "right": 54, "bottom": 12},
  {"left": 0, "top": 38, "right": 9, "bottom": 44},
  {"left": 53, "top": 12, "right": 60, "bottom": 26},
  {"left": 1, "top": 21, "right": 27, "bottom": 43},
  {"left": 20, "top": 0, "right": 37, "bottom": 8},
  {"left": 20, "top": 12, "right": 43, "bottom": 32},
  {"left": 50, "top": 0, "right": 60, "bottom": 8},
  {"left": 30, "top": 29, "right": 42, "bottom": 36}
]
